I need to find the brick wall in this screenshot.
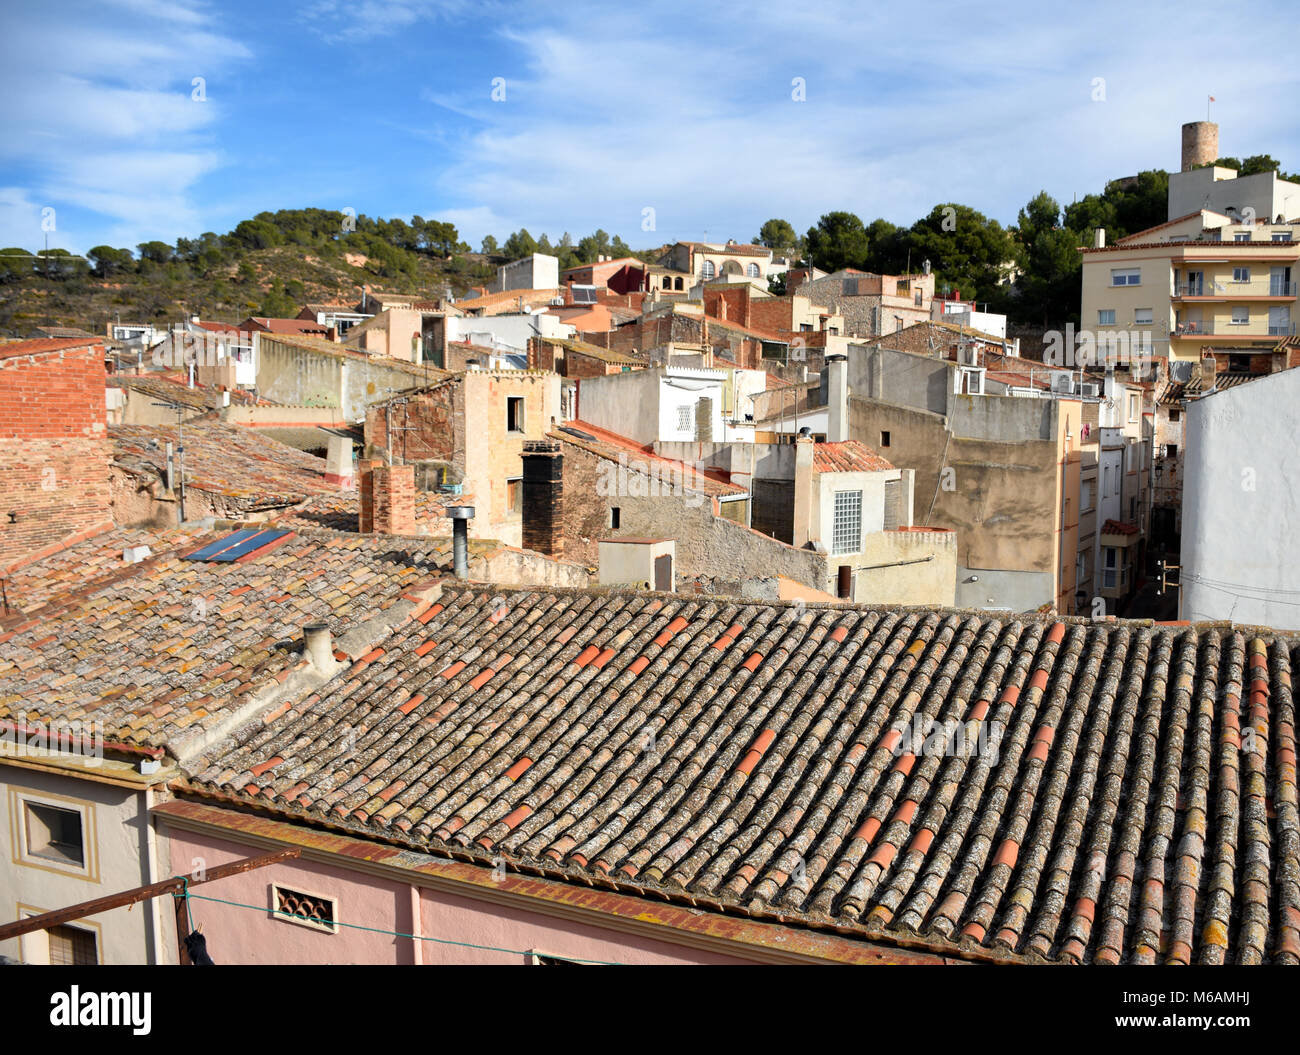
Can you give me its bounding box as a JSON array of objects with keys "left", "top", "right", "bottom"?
[
  {"left": 0, "top": 344, "right": 113, "bottom": 569},
  {"left": 370, "top": 464, "right": 416, "bottom": 535},
  {"left": 364, "top": 384, "right": 458, "bottom": 463},
  {"left": 521, "top": 441, "right": 563, "bottom": 557}
]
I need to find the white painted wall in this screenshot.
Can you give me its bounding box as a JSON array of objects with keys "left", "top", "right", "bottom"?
[
  {"left": 1182, "top": 369, "right": 1300, "bottom": 629},
  {"left": 447, "top": 312, "right": 574, "bottom": 352}
]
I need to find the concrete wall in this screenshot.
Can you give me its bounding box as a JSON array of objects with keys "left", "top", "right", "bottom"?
[
  {"left": 574, "top": 368, "right": 726, "bottom": 445},
  {"left": 257, "top": 337, "right": 432, "bottom": 423},
  {"left": 0, "top": 764, "right": 170, "bottom": 964},
  {"left": 1168, "top": 166, "right": 1300, "bottom": 225},
  {"left": 447, "top": 313, "right": 574, "bottom": 353},
  {"left": 1182, "top": 369, "right": 1300, "bottom": 628}
]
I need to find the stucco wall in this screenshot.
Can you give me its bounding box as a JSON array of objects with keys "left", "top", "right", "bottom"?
[
  {"left": 1182, "top": 370, "right": 1300, "bottom": 628},
  {"left": 159, "top": 827, "right": 750, "bottom": 964},
  {"left": 0, "top": 765, "right": 169, "bottom": 965}
]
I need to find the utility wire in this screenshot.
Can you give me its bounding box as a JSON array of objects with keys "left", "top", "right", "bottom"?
[{"left": 181, "top": 889, "right": 628, "bottom": 965}]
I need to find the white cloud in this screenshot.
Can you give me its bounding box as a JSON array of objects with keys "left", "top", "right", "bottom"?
[{"left": 0, "top": 4, "right": 249, "bottom": 252}]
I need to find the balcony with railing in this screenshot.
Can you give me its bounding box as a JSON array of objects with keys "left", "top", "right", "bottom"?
[
  {"left": 1171, "top": 319, "right": 1296, "bottom": 338},
  {"left": 1173, "top": 280, "right": 1298, "bottom": 299}
]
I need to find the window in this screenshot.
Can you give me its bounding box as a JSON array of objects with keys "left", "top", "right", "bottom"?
[
  {"left": 1134, "top": 308, "right": 1153, "bottom": 325},
  {"left": 701, "top": 260, "right": 716, "bottom": 280},
  {"left": 272, "top": 884, "right": 338, "bottom": 933},
  {"left": 1234, "top": 231, "right": 1252, "bottom": 242},
  {"left": 1103, "top": 546, "right": 1118, "bottom": 589},
  {"left": 831, "top": 490, "right": 862, "bottom": 556},
  {"left": 609, "top": 507, "right": 620, "bottom": 529},
  {"left": 1098, "top": 309, "right": 1116, "bottom": 326},
  {"left": 1110, "top": 268, "right": 1140, "bottom": 286},
  {"left": 12, "top": 790, "right": 96, "bottom": 879},
  {"left": 799, "top": 323, "right": 813, "bottom": 332},
  {"left": 1232, "top": 266, "right": 1250, "bottom": 283},
  {"left": 528, "top": 951, "right": 587, "bottom": 965},
  {"left": 746, "top": 262, "right": 760, "bottom": 277},
  {"left": 1231, "top": 307, "right": 1249, "bottom": 326},
  {"left": 25, "top": 802, "right": 83, "bottom": 866},
  {"left": 1081, "top": 480, "right": 1093, "bottom": 511},
  {"left": 1128, "top": 394, "right": 1139, "bottom": 422},
  {"left": 880, "top": 430, "right": 891, "bottom": 448},
  {"left": 676, "top": 404, "right": 694, "bottom": 431},
  {"left": 48, "top": 924, "right": 98, "bottom": 966},
  {"left": 1168, "top": 408, "right": 1180, "bottom": 422},
  {"left": 1272, "top": 231, "right": 1293, "bottom": 242},
  {"left": 507, "top": 477, "right": 522, "bottom": 513},
  {"left": 1165, "top": 443, "right": 1178, "bottom": 459},
  {"left": 506, "top": 396, "right": 524, "bottom": 433}
]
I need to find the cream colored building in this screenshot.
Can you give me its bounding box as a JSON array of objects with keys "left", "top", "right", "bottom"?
[{"left": 1080, "top": 210, "right": 1299, "bottom": 367}]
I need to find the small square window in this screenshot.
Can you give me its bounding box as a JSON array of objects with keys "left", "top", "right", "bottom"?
[
  {"left": 47, "top": 924, "right": 98, "bottom": 965},
  {"left": 1233, "top": 267, "right": 1250, "bottom": 283},
  {"left": 25, "top": 802, "right": 84, "bottom": 867},
  {"left": 880, "top": 430, "right": 891, "bottom": 448},
  {"left": 507, "top": 477, "right": 522, "bottom": 513},
  {"left": 1098, "top": 309, "right": 1116, "bottom": 326},
  {"left": 1234, "top": 231, "right": 1252, "bottom": 242},
  {"left": 1134, "top": 308, "right": 1153, "bottom": 325},
  {"left": 506, "top": 397, "right": 525, "bottom": 433},
  {"left": 1168, "top": 408, "right": 1181, "bottom": 422},
  {"left": 1231, "top": 307, "right": 1249, "bottom": 325}
]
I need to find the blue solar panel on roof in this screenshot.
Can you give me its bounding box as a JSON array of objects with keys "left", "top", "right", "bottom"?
[
  {"left": 207, "top": 529, "right": 291, "bottom": 562},
  {"left": 181, "top": 529, "right": 264, "bottom": 562}
]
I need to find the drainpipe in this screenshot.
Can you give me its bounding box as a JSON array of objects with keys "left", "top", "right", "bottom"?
[{"left": 448, "top": 506, "right": 475, "bottom": 579}]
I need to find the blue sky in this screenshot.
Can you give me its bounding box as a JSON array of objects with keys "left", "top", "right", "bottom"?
[{"left": 2, "top": 0, "right": 1298, "bottom": 256}]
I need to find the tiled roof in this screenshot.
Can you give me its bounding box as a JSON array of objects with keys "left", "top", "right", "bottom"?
[
  {"left": 188, "top": 587, "right": 1300, "bottom": 964},
  {"left": 244, "top": 317, "right": 331, "bottom": 335},
  {"left": 813, "top": 440, "right": 894, "bottom": 473},
  {"left": 684, "top": 242, "right": 771, "bottom": 258},
  {"left": 457, "top": 288, "right": 559, "bottom": 313},
  {"left": 109, "top": 374, "right": 261, "bottom": 410},
  {"left": 111, "top": 422, "right": 338, "bottom": 505},
  {"left": 0, "top": 336, "right": 104, "bottom": 360},
  {"left": 0, "top": 528, "right": 444, "bottom": 752},
  {"left": 543, "top": 337, "right": 646, "bottom": 366},
  {"left": 550, "top": 421, "right": 747, "bottom": 497},
  {"left": 1100, "top": 519, "right": 1140, "bottom": 536},
  {"left": 1158, "top": 372, "right": 1266, "bottom": 404},
  {"left": 33, "top": 326, "right": 97, "bottom": 338},
  {"left": 276, "top": 489, "right": 476, "bottom": 533},
  {"left": 1115, "top": 211, "right": 1227, "bottom": 244}
]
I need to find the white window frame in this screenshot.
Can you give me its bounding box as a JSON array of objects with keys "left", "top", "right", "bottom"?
[
  {"left": 831, "top": 490, "right": 863, "bottom": 556},
  {"left": 9, "top": 788, "right": 98, "bottom": 881},
  {"left": 1110, "top": 268, "right": 1140, "bottom": 286},
  {"left": 701, "top": 260, "right": 716, "bottom": 280},
  {"left": 1234, "top": 231, "right": 1252, "bottom": 242},
  {"left": 1097, "top": 309, "right": 1116, "bottom": 326},
  {"left": 1231, "top": 307, "right": 1250, "bottom": 326},
  {"left": 1134, "top": 308, "right": 1153, "bottom": 325},
  {"left": 746, "top": 262, "right": 760, "bottom": 278},
  {"left": 1232, "top": 266, "right": 1250, "bottom": 283}
]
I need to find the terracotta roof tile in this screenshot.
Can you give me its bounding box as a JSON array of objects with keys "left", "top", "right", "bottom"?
[
  {"left": 186, "top": 586, "right": 1300, "bottom": 965},
  {"left": 812, "top": 441, "right": 894, "bottom": 473}
]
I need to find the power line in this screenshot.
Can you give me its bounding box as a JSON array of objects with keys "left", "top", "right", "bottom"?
[{"left": 184, "top": 890, "right": 628, "bottom": 965}]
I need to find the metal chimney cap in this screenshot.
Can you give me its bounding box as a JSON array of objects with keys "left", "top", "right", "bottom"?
[
  {"left": 447, "top": 505, "right": 476, "bottom": 519},
  {"left": 303, "top": 621, "right": 330, "bottom": 634}
]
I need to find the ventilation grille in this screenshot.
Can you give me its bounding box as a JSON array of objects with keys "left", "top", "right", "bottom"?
[{"left": 273, "top": 885, "right": 337, "bottom": 932}]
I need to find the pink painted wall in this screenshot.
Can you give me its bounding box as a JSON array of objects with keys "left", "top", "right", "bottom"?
[{"left": 164, "top": 830, "right": 752, "bottom": 965}]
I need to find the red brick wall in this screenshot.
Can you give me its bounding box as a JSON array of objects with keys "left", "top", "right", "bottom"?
[
  {"left": 364, "top": 385, "right": 457, "bottom": 463},
  {"left": 0, "top": 345, "right": 113, "bottom": 569},
  {"left": 370, "top": 464, "right": 416, "bottom": 535}
]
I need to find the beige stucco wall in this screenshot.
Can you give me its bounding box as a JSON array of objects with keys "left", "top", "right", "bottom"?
[
  {"left": 459, "top": 371, "right": 562, "bottom": 546},
  {"left": 0, "top": 761, "right": 173, "bottom": 965}
]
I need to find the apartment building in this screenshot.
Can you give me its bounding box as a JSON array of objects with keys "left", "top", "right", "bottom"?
[{"left": 1080, "top": 212, "right": 1299, "bottom": 369}]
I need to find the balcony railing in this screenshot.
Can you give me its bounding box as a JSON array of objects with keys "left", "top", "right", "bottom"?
[
  {"left": 1174, "top": 280, "right": 1298, "bottom": 297},
  {"left": 1269, "top": 323, "right": 1297, "bottom": 336},
  {"left": 1171, "top": 321, "right": 1213, "bottom": 335}
]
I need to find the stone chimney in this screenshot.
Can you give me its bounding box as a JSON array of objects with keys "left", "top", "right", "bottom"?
[
  {"left": 325, "top": 435, "right": 354, "bottom": 487},
  {"left": 521, "top": 440, "right": 564, "bottom": 557},
  {"left": 826, "top": 354, "right": 849, "bottom": 442}
]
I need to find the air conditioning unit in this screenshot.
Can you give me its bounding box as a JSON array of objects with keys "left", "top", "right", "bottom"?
[
  {"left": 1079, "top": 382, "right": 1100, "bottom": 398},
  {"left": 1050, "top": 371, "right": 1075, "bottom": 394}
]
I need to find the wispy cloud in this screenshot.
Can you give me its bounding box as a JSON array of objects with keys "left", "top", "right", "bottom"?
[{"left": 0, "top": 2, "right": 249, "bottom": 251}]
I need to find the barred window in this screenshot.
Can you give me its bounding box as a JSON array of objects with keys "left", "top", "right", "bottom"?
[{"left": 832, "top": 490, "right": 862, "bottom": 556}]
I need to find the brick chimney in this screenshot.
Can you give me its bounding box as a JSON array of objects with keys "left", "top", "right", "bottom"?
[
  {"left": 521, "top": 440, "right": 564, "bottom": 557},
  {"left": 356, "top": 457, "right": 381, "bottom": 533},
  {"left": 370, "top": 464, "right": 416, "bottom": 535}
]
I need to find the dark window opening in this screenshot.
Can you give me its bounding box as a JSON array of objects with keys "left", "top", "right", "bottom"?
[
  {"left": 880, "top": 430, "right": 891, "bottom": 448},
  {"left": 609, "top": 507, "right": 621, "bottom": 529},
  {"left": 506, "top": 396, "right": 525, "bottom": 433}
]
